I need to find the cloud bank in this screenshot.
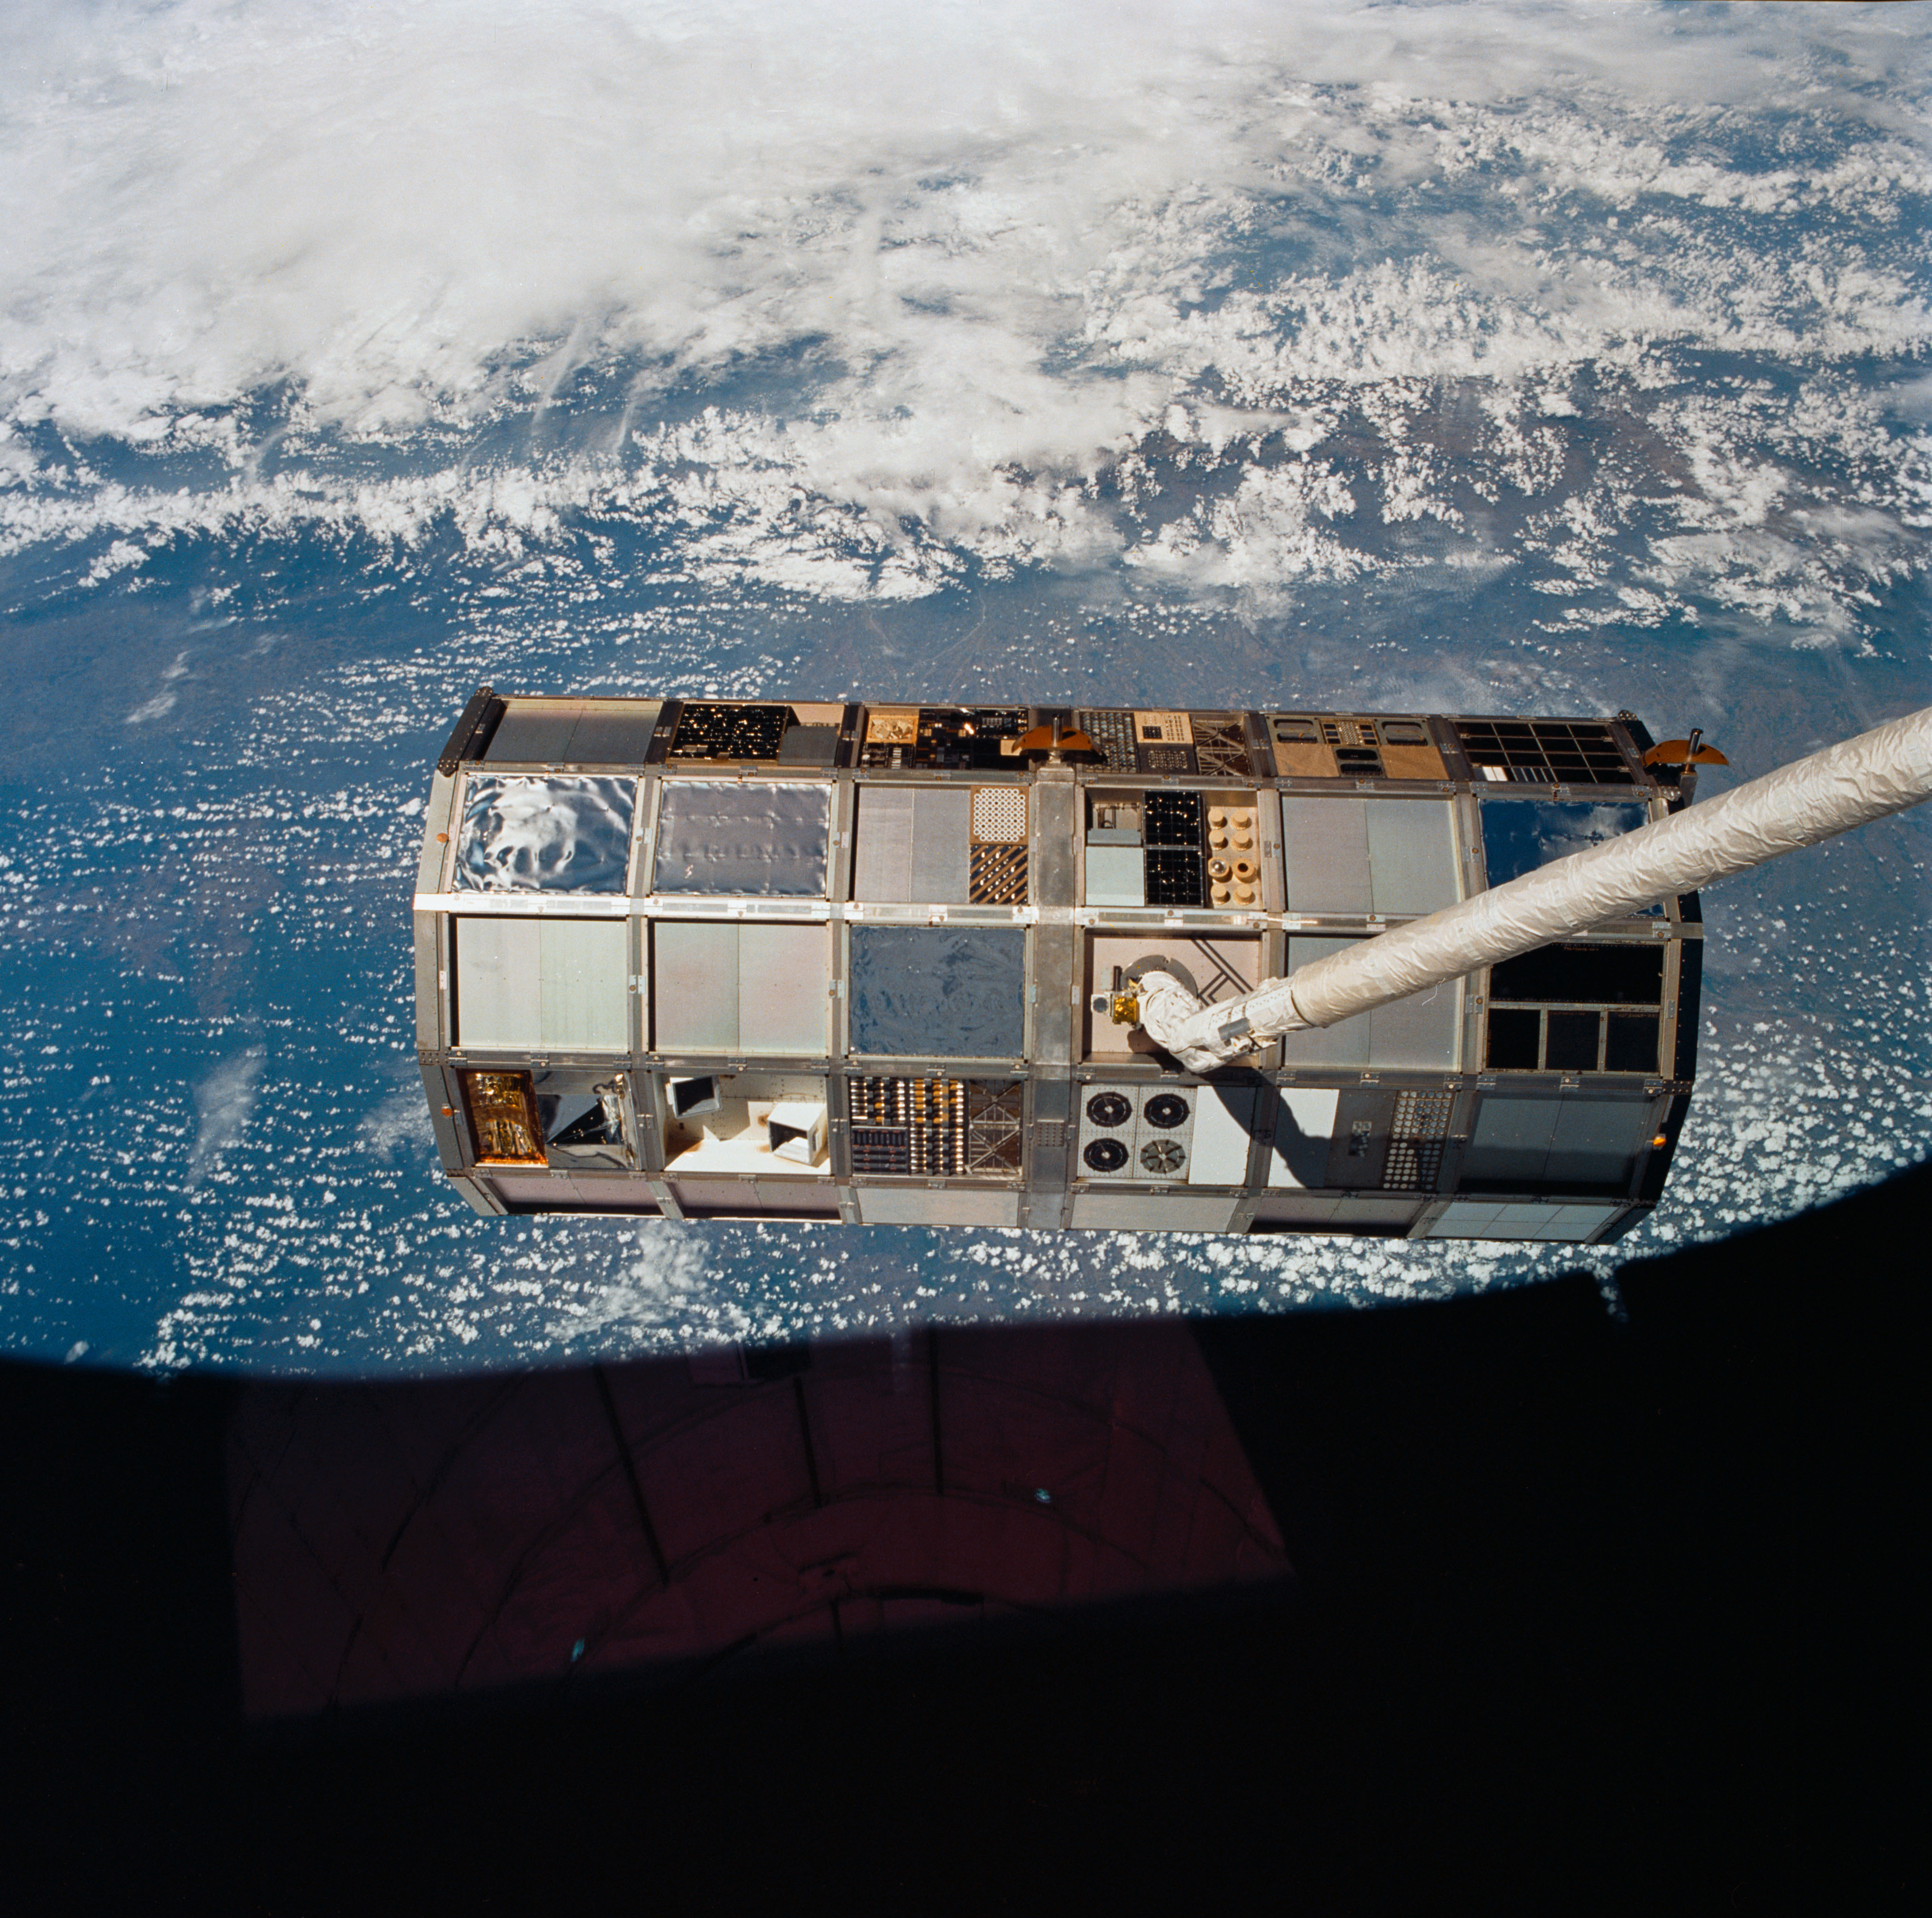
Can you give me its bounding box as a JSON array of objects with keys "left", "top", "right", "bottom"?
[{"left": 1, "top": 0, "right": 1925, "bottom": 623}]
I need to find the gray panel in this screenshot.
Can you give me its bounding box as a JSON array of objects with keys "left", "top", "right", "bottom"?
[
  {"left": 1546, "top": 1097, "right": 1651, "bottom": 1186},
  {"left": 1368, "top": 977, "right": 1459, "bottom": 1070},
  {"left": 857, "top": 1189, "right": 1022, "bottom": 1227},
  {"left": 848, "top": 928, "right": 1026, "bottom": 1058},
  {"left": 1253, "top": 1194, "right": 1419, "bottom": 1228},
  {"left": 1426, "top": 1200, "right": 1621, "bottom": 1241},
  {"left": 908, "top": 788, "right": 972, "bottom": 903},
  {"left": 1464, "top": 1096, "right": 1561, "bottom": 1184},
  {"left": 654, "top": 921, "right": 740, "bottom": 1052},
  {"left": 776, "top": 725, "right": 839, "bottom": 765},
  {"left": 1071, "top": 1192, "right": 1238, "bottom": 1233},
  {"left": 538, "top": 919, "right": 629, "bottom": 1051},
  {"left": 414, "top": 914, "right": 444, "bottom": 1049},
  {"left": 454, "top": 917, "right": 540, "bottom": 1049},
  {"left": 1031, "top": 779, "right": 1078, "bottom": 912},
  {"left": 1029, "top": 920, "right": 1075, "bottom": 1068},
  {"left": 565, "top": 704, "right": 664, "bottom": 764},
  {"left": 652, "top": 780, "right": 831, "bottom": 897},
  {"left": 738, "top": 924, "right": 830, "bottom": 1055},
  {"left": 1252, "top": 1193, "right": 1347, "bottom": 1225},
  {"left": 455, "top": 775, "right": 635, "bottom": 893},
  {"left": 852, "top": 787, "right": 914, "bottom": 902},
  {"left": 1281, "top": 797, "right": 1370, "bottom": 914},
  {"left": 1274, "top": 936, "right": 1454, "bottom": 1069},
  {"left": 1085, "top": 845, "right": 1144, "bottom": 907},
  {"left": 414, "top": 771, "right": 459, "bottom": 893},
  {"left": 1276, "top": 937, "right": 1370, "bottom": 1066},
  {"left": 670, "top": 1179, "right": 839, "bottom": 1218},
  {"left": 1365, "top": 800, "right": 1459, "bottom": 917},
  {"left": 483, "top": 707, "right": 580, "bottom": 763},
  {"left": 490, "top": 1171, "right": 662, "bottom": 1209}
]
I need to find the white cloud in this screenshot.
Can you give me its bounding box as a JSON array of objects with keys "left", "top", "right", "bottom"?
[
  {"left": 0, "top": 1, "right": 1922, "bottom": 621},
  {"left": 185, "top": 1045, "right": 265, "bottom": 1186}
]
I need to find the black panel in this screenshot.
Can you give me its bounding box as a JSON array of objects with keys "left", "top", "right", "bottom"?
[
  {"left": 669, "top": 703, "right": 792, "bottom": 760},
  {"left": 1142, "top": 792, "right": 1208, "bottom": 907},
  {"left": 1142, "top": 792, "right": 1205, "bottom": 845},
  {"left": 437, "top": 686, "right": 503, "bottom": 773},
  {"left": 1491, "top": 943, "right": 1664, "bottom": 1006},
  {"left": 1606, "top": 1012, "right": 1661, "bottom": 1076},
  {"left": 1545, "top": 1010, "right": 1602, "bottom": 1072},
  {"left": 1455, "top": 717, "right": 1634, "bottom": 786},
  {"left": 1143, "top": 850, "right": 1205, "bottom": 907},
  {"left": 1673, "top": 940, "right": 1703, "bottom": 1080},
  {"left": 1485, "top": 1008, "right": 1540, "bottom": 1070}
]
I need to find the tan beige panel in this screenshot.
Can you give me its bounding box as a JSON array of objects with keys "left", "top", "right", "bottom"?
[
  {"left": 1273, "top": 740, "right": 1338, "bottom": 778},
  {"left": 1379, "top": 741, "right": 1448, "bottom": 780}
]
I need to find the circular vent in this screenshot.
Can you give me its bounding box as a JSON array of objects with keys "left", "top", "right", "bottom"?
[
  {"left": 1085, "top": 1091, "right": 1132, "bottom": 1128},
  {"left": 1083, "top": 1137, "right": 1129, "bottom": 1174},
  {"left": 1139, "top": 1139, "right": 1186, "bottom": 1177},
  {"left": 1143, "top": 1093, "right": 1190, "bottom": 1130}
]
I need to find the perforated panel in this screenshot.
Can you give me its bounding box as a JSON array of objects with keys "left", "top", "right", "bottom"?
[{"left": 971, "top": 787, "right": 1027, "bottom": 843}]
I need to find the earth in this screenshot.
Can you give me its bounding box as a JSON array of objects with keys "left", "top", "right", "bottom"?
[{"left": 0, "top": 1, "right": 1925, "bottom": 1373}]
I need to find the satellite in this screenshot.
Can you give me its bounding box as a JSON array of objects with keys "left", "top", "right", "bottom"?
[{"left": 411, "top": 694, "right": 1931, "bottom": 1244}]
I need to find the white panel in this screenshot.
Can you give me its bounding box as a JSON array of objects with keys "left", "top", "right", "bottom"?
[
  {"left": 1188, "top": 1086, "right": 1257, "bottom": 1185},
  {"left": 738, "top": 923, "right": 831, "bottom": 1054},
  {"left": 455, "top": 917, "right": 540, "bottom": 1049},
  {"left": 852, "top": 787, "right": 914, "bottom": 902},
  {"left": 539, "top": 919, "right": 629, "bottom": 1050},
  {"left": 1365, "top": 799, "right": 1460, "bottom": 916},
  {"left": 857, "top": 1188, "right": 1022, "bottom": 1227},
  {"left": 1267, "top": 1089, "right": 1339, "bottom": 1188},
  {"left": 654, "top": 922, "right": 740, "bottom": 1052}
]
